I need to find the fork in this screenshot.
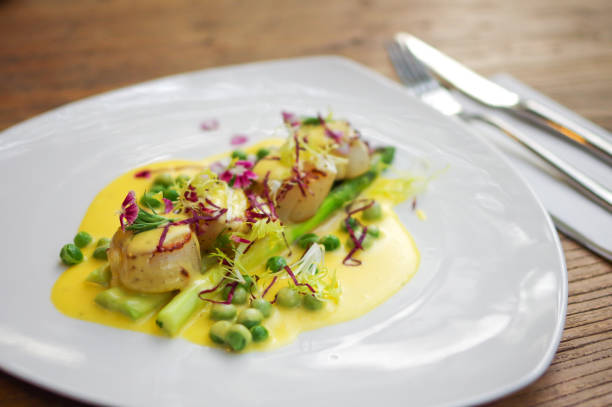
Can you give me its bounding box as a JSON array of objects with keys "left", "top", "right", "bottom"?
[{"left": 387, "top": 40, "right": 612, "bottom": 213}]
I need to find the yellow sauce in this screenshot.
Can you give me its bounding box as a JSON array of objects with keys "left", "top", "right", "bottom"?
[{"left": 51, "top": 140, "right": 420, "bottom": 351}]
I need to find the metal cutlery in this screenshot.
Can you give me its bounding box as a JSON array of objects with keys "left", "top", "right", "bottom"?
[
  {"left": 387, "top": 40, "right": 612, "bottom": 213},
  {"left": 394, "top": 32, "right": 612, "bottom": 166}
]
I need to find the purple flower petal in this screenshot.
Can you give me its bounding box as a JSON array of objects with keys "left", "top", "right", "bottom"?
[
  {"left": 234, "top": 160, "right": 254, "bottom": 169},
  {"left": 219, "top": 171, "right": 233, "bottom": 184},
  {"left": 163, "top": 198, "right": 174, "bottom": 214},
  {"left": 230, "top": 134, "right": 249, "bottom": 146},
  {"left": 119, "top": 190, "right": 139, "bottom": 231},
  {"left": 209, "top": 160, "right": 226, "bottom": 174},
  {"left": 134, "top": 170, "right": 151, "bottom": 179},
  {"left": 282, "top": 111, "right": 300, "bottom": 127},
  {"left": 200, "top": 118, "right": 219, "bottom": 131}
]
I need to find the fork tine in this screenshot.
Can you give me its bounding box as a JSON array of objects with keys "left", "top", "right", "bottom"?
[
  {"left": 387, "top": 42, "right": 419, "bottom": 86},
  {"left": 387, "top": 40, "right": 439, "bottom": 96}
]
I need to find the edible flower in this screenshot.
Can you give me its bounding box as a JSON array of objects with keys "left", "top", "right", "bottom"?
[
  {"left": 318, "top": 114, "right": 343, "bottom": 143},
  {"left": 200, "top": 118, "right": 219, "bottom": 131},
  {"left": 134, "top": 169, "right": 151, "bottom": 179},
  {"left": 162, "top": 198, "right": 173, "bottom": 214},
  {"left": 282, "top": 111, "right": 300, "bottom": 127},
  {"left": 118, "top": 191, "right": 139, "bottom": 231},
  {"left": 230, "top": 134, "right": 249, "bottom": 146},
  {"left": 219, "top": 160, "right": 257, "bottom": 189}
]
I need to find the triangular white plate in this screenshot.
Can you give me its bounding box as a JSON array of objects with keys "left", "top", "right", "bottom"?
[{"left": 0, "top": 56, "right": 566, "bottom": 406}]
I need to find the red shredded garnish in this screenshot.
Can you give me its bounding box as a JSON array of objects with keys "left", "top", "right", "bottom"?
[
  {"left": 200, "top": 118, "right": 219, "bottom": 131},
  {"left": 318, "top": 114, "right": 343, "bottom": 143},
  {"left": 294, "top": 133, "right": 300, "bottom": 165},
  {"left": 412, "top": 197, "right": 417, "bottom": 211},
  {"left": 346, "top": 199, "right": 375, "bottom": 216},
  {"left": 197, "top": 279, "right": 225, "bottom": 300},
  {"left": 243, "top": 240, "right": 255, "bottom": 254},
  {"left": 230, "top": 134, "right": 249, "bottom": 145},
  {"left": 345, "top": 217, "right": 363, "bottom": 250},
  {"left": 200, "top": 282, "right": 237, "bottom": 304},
  {"left": 341, "top": 199, "right": 376, "bottom": 266},
  {"left": 283, "top": 265, "right": 316, "bottom": 293},
  {"left": 290, "top": 166, "right": 308, "bottom": 197},
  {"left": 342, "top": 225, "right": 368, "bottom": 266},
  {"left": 262, "top": 276, "right": 278, "bottom": 298},
  {"left": 231, "top": 235, "right": 251, "bottom": 244},
  {"left": 205, "top": 198, "right": 221, "bottom": 210},
  {"left": 155, "top": 224, "right": 171, "bottom": 253},
  {"left": 134, "top": 170, "right": 151, "bottom": 179}
]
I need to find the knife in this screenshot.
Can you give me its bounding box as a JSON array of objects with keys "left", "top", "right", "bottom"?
[{"left": 395, "top": 32, "right": 612, "bottom": 166}]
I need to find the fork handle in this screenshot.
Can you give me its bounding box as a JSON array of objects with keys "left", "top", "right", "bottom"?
[
  {"left": 514, "top": 99, "right": 612, "bottom": 166},
  {"left": 461, "top": 111, "right": 612, "bottom": 213}
]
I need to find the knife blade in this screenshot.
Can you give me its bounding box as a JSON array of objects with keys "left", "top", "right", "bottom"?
[{"left": 395, "top": 32, "right": 612, "bottom": 165}]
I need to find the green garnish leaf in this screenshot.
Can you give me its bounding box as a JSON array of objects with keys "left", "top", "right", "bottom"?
[{"left": 125, "top": 208, "right": 172, "bottom": 234}]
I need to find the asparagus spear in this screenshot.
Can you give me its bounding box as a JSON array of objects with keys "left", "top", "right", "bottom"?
[
  {"left": 95, "top": 287, "right": 173, "bottom": 320},
  {"left": 86, "top": 264, "right": 111, "bottom": 287},
  {"left": 155, "top": 147, "right": 395, "bottom": 336}
]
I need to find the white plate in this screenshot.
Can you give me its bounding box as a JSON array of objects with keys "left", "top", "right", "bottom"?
[{"left": 0, "top": 56, "right": 566, "bottom": 406}]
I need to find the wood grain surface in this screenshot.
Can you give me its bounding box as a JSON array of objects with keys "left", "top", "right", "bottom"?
[{"left": 1, "top": 0, "right": 611, "bottom": 405}]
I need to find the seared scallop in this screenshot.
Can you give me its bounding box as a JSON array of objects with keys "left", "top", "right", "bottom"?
[{"left": 108, "top": 224, "right": 201, "bottom": 293}]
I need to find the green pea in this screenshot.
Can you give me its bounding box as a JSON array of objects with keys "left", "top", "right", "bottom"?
[
  {"left": 209, "top": 320, "right": 232, "bottom": 344},
  {"left": 163, "top": 189, "right": 180, "bottom": 201},
  {"left": 296, "top": 233, "right": 318, "bottom": 249},
  {"left": 59, "top": 243, "right": 83, "bottom": 265},
  {"left": 210, "top": 304, "right": 237, "bottom": 321},
  {"left": 93, "top": 245, "right": 109, "bottom": 260},
  {"left": 303, "top": 295, "right": 325, "bottom": 311},
  {"left": 231, "top": 150, "right": 248, "bottom": 160},
  {"left": 362, "top": 201, "right": 383, "bottom": 220},
  {"left": 340, "top": 217, "right": 360, "bottom": 232},
  {"left": 256, "top": 148, "right": 270, "bottom": 160},
  {"left": 251, "top": 298, "right": 272, "bottom": 318},
  {"left": 346, "top": 233, "right": 375, "bottom": 250},
  {"left": 140, "top": 192, "right": 162, "bottom": 209},
  {"left": 96, "top": 237, "right": 111, "bottom": 247},
  {"left": 73, "top": 231, "right": 93, "bottom": 248},
  {"left": 225, "top": 324, "right": 252, "bottom": 351},
  {"left": 276, "top": 287, "right": 300, "bottom": 308},
  {"left": 153, "top": 173, "right": 174, "bottom": 188},
  {"left": 150, "top": 184, "right": 166, "bottom": 194},
  {"left": 318, "top": 235, "right": 340, "bottom": 251},
  {"left": 250, "top": 325, "right": 269, "bottom": 342},
  {"left": 175, "top": 174, "right": 190, "bottom": 187},
  {"left": 266, "top": 256, "right": 287, "bottom": 272},
  {"left": 238, "top": 308, "right": 263, "bottom": 328},
  {"left": 367, "top": 225, "right": 381, "bottom": 238},
  {"left": 223, "top": 285, "right": 248, "bottom": 305}
]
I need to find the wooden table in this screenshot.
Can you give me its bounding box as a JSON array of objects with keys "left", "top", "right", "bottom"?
[{"left": 1, "top": 1, "right": 610, "bottom": 405}]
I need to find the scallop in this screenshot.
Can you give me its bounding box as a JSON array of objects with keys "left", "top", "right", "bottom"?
[
  {"left": 108, "top": 224, "right": 201, "bottom": 293},
  {"left": 274, "top": 162, "right": 336, "bottom": 223},
  {"left": 194, "top": 187, "right": 249, "bottom": 251}
]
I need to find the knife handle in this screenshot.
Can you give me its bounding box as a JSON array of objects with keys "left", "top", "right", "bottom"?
[
  {"left": 516, "top": 99, "right": 612, "bottom": 166},
  {"left": 465, "top": 112, "right": 612, "bottom": 213}
]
